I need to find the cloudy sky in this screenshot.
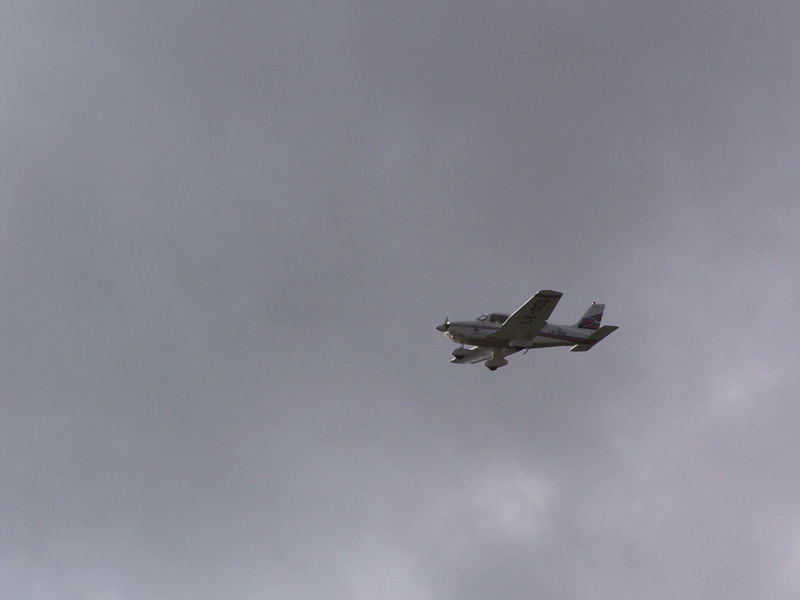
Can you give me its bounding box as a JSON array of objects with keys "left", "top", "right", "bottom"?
[{"left": 3, "top": 1, "right": 800, "bottom": 598}]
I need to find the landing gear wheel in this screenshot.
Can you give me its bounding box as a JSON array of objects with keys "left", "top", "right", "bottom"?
[{"left": 488, "top": 366, "right": 498, "bottom": 371}]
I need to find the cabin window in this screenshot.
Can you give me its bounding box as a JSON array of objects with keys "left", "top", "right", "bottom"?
[
  {"left": 489, "top": 313, "right": 509, "bottom": 323},
  {"left": 477, "top": 314, "right": 488, "bottom": 321}
]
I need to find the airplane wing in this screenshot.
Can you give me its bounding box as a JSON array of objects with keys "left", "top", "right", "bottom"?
[
  {"left": 451, "top": 346, "right": 494, "bottom": 364},
  {"left": 451, "top": 346, "right": 520, "bottom": 367},
  {"left": 486, "top": 290, "right": 563, "bottom": 344}
]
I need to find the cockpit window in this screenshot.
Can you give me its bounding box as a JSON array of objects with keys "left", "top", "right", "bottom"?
[
  {"left": 477, "top": 314, "right": 488, "bottom": 321},
  {"left": 489, "top": 313, "right": 509, "bottom": 323}
]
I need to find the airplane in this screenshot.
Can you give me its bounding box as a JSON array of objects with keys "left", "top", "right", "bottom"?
[{"left": 435, "top": 290, "right": 618, "bottom": 370}]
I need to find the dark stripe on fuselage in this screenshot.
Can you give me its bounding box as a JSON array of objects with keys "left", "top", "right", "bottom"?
[{"left": 536, "top": 332, "right": 594, "bottom": 344}]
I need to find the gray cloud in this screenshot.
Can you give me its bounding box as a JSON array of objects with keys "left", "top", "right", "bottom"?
[{"left": 2, "top": 1, "right": 800, "bottom": 598}]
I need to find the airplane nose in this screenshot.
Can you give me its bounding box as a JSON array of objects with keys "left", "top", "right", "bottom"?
[{"left": 435, "top": 315, "right": 450, "bottom": 332}]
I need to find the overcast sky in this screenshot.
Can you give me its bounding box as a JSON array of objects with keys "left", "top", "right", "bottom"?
[{"left": 3, "top": 1, "right": 800, "bottom": 598}]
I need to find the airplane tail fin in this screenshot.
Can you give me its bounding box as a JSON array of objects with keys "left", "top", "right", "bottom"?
[{"left": 575, "top": 303, "right": 604, "bottom": 330}]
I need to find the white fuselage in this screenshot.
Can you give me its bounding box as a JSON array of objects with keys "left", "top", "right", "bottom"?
[{"left": 446, "top": 320, "right": 594, "bottom": 349}]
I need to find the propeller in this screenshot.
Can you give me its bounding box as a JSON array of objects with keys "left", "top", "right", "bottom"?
[{"left": 435, "top": 314, "right": 450, "bottom": 332}]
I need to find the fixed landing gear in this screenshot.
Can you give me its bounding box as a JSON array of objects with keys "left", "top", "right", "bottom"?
[{"left": 487, "top": 366, "right": 498, "bottom": 371}]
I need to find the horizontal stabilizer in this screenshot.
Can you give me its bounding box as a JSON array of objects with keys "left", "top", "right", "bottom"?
[
  {"left": 570, "top": 344, "right": 593, "bottom": 352},
  {"left": 570, "top": 325, "right": 618, "bottom": 352}
]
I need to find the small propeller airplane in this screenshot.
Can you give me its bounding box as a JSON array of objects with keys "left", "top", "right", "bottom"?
[{"left": 435, "top": 290, "right": 618, "bottom": 370}]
